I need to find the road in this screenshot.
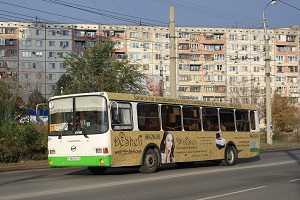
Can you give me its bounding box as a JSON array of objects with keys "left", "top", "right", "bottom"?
[{"left": 0, "top": 149, "right": 299, "bottom": 200}]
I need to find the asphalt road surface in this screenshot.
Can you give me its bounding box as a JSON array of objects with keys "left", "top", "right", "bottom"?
[{"left": 0, "top": 149, "right": 299, "bottom": 200}]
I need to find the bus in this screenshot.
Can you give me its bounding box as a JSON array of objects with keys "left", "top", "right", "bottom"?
[{"left": 48, "top": 92, "right": 261, "bottom": 174}]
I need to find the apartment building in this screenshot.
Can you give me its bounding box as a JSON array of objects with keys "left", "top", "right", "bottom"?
[{"left": 0, "top": 22, "right": 299, "bottom": 105}]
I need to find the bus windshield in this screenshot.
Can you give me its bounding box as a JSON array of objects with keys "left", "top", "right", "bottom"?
[{"left": 49, "top": 95, "right": 108, "bottom": 136}]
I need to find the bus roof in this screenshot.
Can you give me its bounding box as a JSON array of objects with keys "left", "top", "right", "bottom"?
[
  {"left": 49, "top": 92, "right": 257, "bottom": 111},
  {"left": 106, "top": 92, "right": 257, "bottom": 110}
]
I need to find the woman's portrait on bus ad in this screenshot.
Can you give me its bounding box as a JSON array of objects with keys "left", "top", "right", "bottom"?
[{"left": 160, "top": 131, "right": 175, "bottom": 163}]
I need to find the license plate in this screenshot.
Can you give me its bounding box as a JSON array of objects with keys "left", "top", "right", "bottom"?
[{"left": 67, "top": 157, "right": 81, "bottom": 161}]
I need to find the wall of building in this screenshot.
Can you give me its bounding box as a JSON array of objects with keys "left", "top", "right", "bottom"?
[{"left": 0, "top": 22, "right": 299, "bottom": 106}]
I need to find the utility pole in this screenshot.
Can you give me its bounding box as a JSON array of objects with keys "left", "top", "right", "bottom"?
[
  {"left": 169, "top": 6, "right": 176, "bottom": 98},
  {"left": 263, "top": 0, "right": 277, "bottom": 145}
]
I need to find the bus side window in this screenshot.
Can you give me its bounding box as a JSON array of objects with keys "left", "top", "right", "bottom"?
[
  {"left": 235, "top": 110, "right": 250, "bottom": 132},
  {"left": 202, "top": 107, "right": 219, "bottom": 131},
  {"left": 161, "top": 105, "right": 182, "bottom": 131},
  {"left": 111, "top": 102, "right": 133, "bottom": 131},
  {"left": 137, "top": 103, "right": 160, "bottom": 131},
  {"left": 219, "top": 108, "right": 235, "bottom": 131},
  {"left": 182, "top": 106, "right": 201, "bottom": 131}
]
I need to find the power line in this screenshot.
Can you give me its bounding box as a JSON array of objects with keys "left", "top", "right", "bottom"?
[
  {"left": 151, "top": 0, "right": 261, "bottom": 28},
  {"left": 0, "top": 1, "right": 98, "bottom": 24},
  {"left": 43, "top": 0, "right": 168, "bottom": 26},
  {"left": 278, "top": 0, "right": 300, "bottom": 11}
]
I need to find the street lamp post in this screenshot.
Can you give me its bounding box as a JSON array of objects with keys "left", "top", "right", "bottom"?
[{"left": 263, "top": 0, "right": 276, "bottom": 145}]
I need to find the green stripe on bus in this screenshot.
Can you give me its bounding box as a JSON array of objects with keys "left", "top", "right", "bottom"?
[
  {"left": 250, "top": 148, "right": 260, "bottom": 153},
  {"left": 48, "top": 155, "right": 112, "bottom": 167}
]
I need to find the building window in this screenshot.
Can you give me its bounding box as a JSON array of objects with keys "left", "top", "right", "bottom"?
[
  {"left": 36, "top": 40, "right": 43, "bottom": 47},
  {"left": 49, "top": 74, "right": 56, "bottom": 80},
  {"left": 49, "top": 52, "right": 56, "bottom": 57},
  {"left": 22, "top": 29, "right": 32, "bottom": 36},
  {"left": 33, "top": 62, "right": 43, "bottom": 69},
  {"left": 253, "top": 56, "right": 260, "bottom": 62},
  {"left": 276, "top": 76, "right": 286, "bottom": 83},
  {"left": 131, "top": 42, "right": 139, "bottom": 48},
  {"left": 253, "top": 46, "right": 259, "bottom": 51},
  {"left": 21, "top": 62, "right": 30, "bottom": 69},
  {"left": 142, "top": 53, "right": 150, "bottom": 60},
  {"left": 190, "top": 86, "right": 200, "bottom": 92},
  {"left": 129, "top": 53, "right": 139, "bottom": 60},
  {"left": 49, "top": 63, "right": 55, "bottom": 69},
  {"left": 49, "top": 41, "right": 55, "bottom": 46},
  {"left": 229, "top": 34, "right": 237, "bottom": 41},
  {"left": 60, "top": 41, "right": 69, "bottom": 47},
  {"left": 49, "top": 84, "right": 56, "bottom": 91},
  {"left": 288, "top": 56, "right": 297, "bottom": 62},
  {"left": 241, "top": 45, "right": 248, "bottom": 51},
  {"left": 155, "top": 54, "right": 161, "bottom": 60},
  {"left": 190, "top": 65, "right": 200, "bottom": 71},
  {"left": 36, "top": 29, "right": 43, "bottom": 35},
  {"left": 129, "top": 32, "right": 139, "bottom": 38},
  {"left": 205, "top": 86, "right": 214, "bottom": 92},
  {"left": 24, "top": 73, "right": 30, "bottom": 79},
  {"left": 60, "top": 63, "right": 67, "bottom": 69},
  {"left": 253, "top": 35, "right": 259, "bottom": 40},
  {"left": 254, "top": 67, "right": 260, "bottom": 72},
  {"left": 22, "top": 40, "right": 32, "bottom": 47},
  {"left": 22, "top": 51, "right": 32, "bottom": 57},
  {"left": 61, "top": 30, "right": 68, "bottom": 36},
  {"left": 142, "top": 32, "right": 148, "bottom": 38},
  {"left": 36, "top": 51, "right": 43, "bottom": 57},
  {"left": 241, "top": 35, "right": 248, "bottom": 40},
  {"left": 276, "top": 56, "right": 284, "bottom": 62}
]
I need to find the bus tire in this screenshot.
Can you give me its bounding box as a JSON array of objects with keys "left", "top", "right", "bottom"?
[
  {"left": 139, "top": 148, "right": 158, "bottom": 174},
  {"left": 221, "top": 146, "right": 236, "bottom": 166},
  {"left": 88, "top": 167, "right": 107, "bottom": 175}
]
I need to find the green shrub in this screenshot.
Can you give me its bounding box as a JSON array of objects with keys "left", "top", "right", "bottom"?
[{"left": 0, "top": 122, "right": 48, "bottom": 163}]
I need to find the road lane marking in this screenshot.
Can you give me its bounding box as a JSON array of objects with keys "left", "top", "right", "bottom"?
[
  {"left": 288, "top": 178, "right": 300, "bottom": 182},
  {"left": 196, "top": 186, "right": 267, "bottom": 200},
  {"left": 0, "top": 160, "right": 297, "bottom": 200}
]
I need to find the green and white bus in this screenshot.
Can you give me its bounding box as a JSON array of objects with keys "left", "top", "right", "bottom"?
[{"left": 48, "top": 92, "right": 261, "bottom": 174}]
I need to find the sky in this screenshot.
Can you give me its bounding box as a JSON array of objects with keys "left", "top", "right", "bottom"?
[{"left": 0, "top": 0, "right": 299, "bottom": 29}]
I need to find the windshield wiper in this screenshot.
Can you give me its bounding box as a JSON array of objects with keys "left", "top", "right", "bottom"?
[
  {"left": 58, "top": 123, "right": 68, "bottom": 139},
  {"left": 80, "top": 127, "right": 89, "bottom": 138}
]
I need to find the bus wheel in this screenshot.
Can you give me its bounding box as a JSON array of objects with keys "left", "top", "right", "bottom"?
[
  {"left": 139, "top": 148, "right": 158, "bottom": 174},
  {"left": 221, "top": 146, "right": 236, "bottom": 166},
  {"left": 88, "top": 167, "right": 107, "bottom": 175}
]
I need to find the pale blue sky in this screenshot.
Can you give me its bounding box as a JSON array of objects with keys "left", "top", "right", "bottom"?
[{"left": 0, "top": 0, "right": 299, "bottom": 28}]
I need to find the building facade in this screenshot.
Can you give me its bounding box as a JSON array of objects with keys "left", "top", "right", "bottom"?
[{"left": 0, "top": 22, "right": 299, "bottom": 107}]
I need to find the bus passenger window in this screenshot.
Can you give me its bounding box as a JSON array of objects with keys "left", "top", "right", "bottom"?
[
  {"left": 219, "top": 109, "right": 235, "bottom": 131},
  {"left": 202, "top": 107, "right": 219, "bottom": 131},
  {"left": 161, "top": 105, "right": 182, "bottom": 131},
  {"left": 137, "top": 103, "right": 160, "bottom": 131},
  {"left": 182, "top": 106, "right": 201, "bottom": 131},
  {"left": 111, "top": 102, "right": 133, "bottom": 131},
  {"left": 235, "top": 110, "right": 250, "bottom": 132}
]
